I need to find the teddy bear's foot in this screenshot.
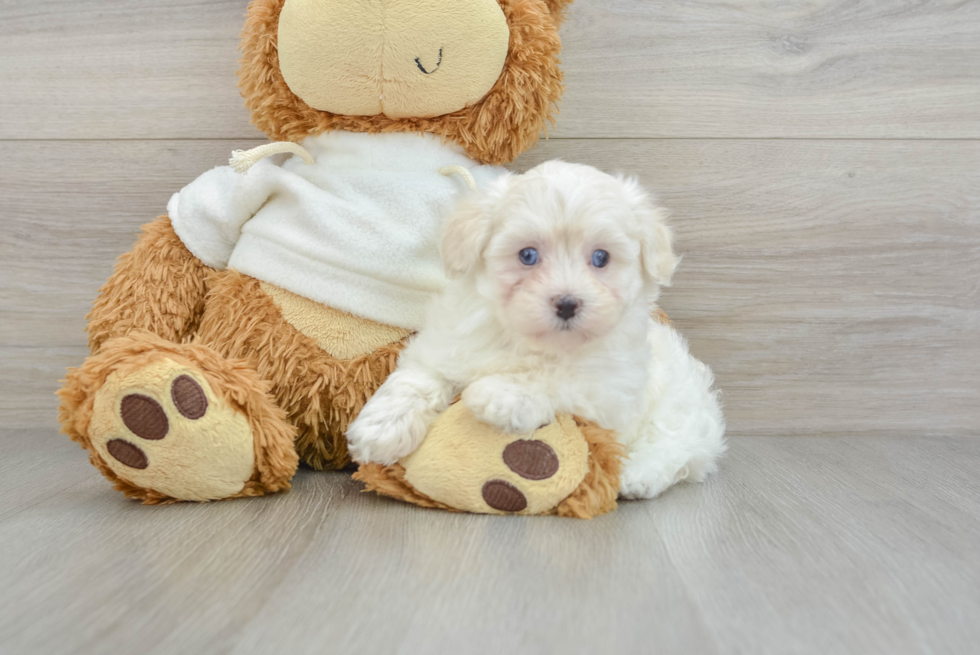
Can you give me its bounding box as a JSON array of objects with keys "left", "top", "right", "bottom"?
[
  {"left": 59, "top": 332, "right": 299, "bottom": 504},
  {"left": 355, "top": 402, "right": 624, "bottom": 518}
]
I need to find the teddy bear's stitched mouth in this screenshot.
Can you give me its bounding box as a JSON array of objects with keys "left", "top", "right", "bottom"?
[{"left": 414, "top": 48, "right": 443, "bottom": 75}]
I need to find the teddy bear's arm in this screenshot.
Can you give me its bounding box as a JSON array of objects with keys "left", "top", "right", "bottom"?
[
  {"left": 166, "top": 162, "right": 283, "bottom": 271},
  {"left": 86, "top": 215, "right": 211, "bottom": 354},
  {"left": 87, "top": 159, "right": 282, "bottom": 354}
]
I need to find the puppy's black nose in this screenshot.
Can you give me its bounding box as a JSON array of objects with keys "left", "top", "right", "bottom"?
[{"left": 555, "top": 296, "right": 579, "bottom": 321}]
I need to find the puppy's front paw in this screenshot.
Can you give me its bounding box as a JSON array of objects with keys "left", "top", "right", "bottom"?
[
  {"left": 347, "top": 396, "right": 428, "bottom": 466},
  {"left": 347, "top": 369, "right": 453, "bottom": 465},
  {"left": 619, "top": 452, "right": 687, "bottom": 500},
  {"left": 618, "top": 467, "right": 661, "bottom": 500},
  {"left": 463, "top": 378, "right": 554, "bottom": 435}
]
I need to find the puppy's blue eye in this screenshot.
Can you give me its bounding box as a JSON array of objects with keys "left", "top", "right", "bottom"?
[
  {"left": 591, "top": 250, "right": 610, "bottom": 268},
  {"left": 519, "top": 248, "right": 539, "bottom": 266}
]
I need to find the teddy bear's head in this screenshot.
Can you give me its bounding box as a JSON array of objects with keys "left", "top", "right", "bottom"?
[{"left": 239, "top": 0, "right": 573, "bottom": 165}]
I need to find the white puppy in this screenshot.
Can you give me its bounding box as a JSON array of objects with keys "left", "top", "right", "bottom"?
[{"left": 347, "top": 161, "right": 726, "bottom": 499}]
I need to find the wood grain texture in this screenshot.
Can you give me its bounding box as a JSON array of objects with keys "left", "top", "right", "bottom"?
[
  {"left": 0, "top": 0, "right": 255, "bottom": 141},
  {"left": 0, "top": 140, "right": 238, "bottom": 348},
  {"left": 557, "top": 0, "right": 980, "bottom": 139},
  {"left": 3, "top": 0, "right": 980, "bottom": 140},
  {"left": 2, "top": 138, "right": 977, "bottom": 436},
  {"left": 0, "top": 346, "right": 86, "bottom": 431},
  {"left": 0, "top": 432, "right": 977, "bottom": 655}
]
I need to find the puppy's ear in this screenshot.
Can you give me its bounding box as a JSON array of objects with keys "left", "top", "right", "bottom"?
[
  {"left": 441, "top": 176, "right": 508, "bottom": 279},
  {"left": 619, "top": 176, "right": 678, "bottom": 287},
  {"left": 441, "top": 198, "right": 489, "bottom": 279}
]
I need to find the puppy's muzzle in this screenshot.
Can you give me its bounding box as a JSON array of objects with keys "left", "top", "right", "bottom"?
[{"left": 554, "top": 296, "right": 580, "bottom": 321}]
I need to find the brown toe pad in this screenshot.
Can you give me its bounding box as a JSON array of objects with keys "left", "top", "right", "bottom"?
[
  {"left": 171, "top": 375, "right": 208, "bottom": 420},
  {"left": 503, "top": 440, "right": 560, "bottom": 481},
  {"left": 482, "top": 480, "right": 528, "bottom": 512},
  {"left": 107, "top": 439, "right": 150, "bottom": 470},
  {"left": 120, "top": 395, "right": 169, "bottom": 441}
]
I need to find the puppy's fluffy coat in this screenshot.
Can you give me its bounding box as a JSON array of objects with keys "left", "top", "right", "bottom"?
[{"left": 347, "top": 161, "right": 726, "bottom": 499}]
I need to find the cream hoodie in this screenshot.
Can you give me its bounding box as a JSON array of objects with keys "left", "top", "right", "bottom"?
[{"left": 168, "top": 131, "right": 506, "bottom": 331}]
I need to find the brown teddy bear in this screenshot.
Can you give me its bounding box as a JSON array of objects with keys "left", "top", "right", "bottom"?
[{"left": 58, "top": 0, "right": 624, "bottom": 517}]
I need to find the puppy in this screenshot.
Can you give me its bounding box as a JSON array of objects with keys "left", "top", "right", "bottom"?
[{"left": 347, "top": 161, "right": 726, "bottom": 499}]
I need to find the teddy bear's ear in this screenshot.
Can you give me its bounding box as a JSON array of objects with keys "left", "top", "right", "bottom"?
[{"left": 541, "top": 0, "right": 575, "bottom": 25}]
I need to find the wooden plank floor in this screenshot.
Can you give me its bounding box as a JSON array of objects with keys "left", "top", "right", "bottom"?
[
  {"left": 1, "top": 0, "right": 979, "bottom": 653},
  {"left": 1, "top": 430, "right": 978, "bottom": 655}
]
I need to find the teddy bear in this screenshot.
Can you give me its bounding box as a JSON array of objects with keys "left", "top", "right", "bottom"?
[{"left": 57, "top": 0, "right": 628, "bottom": 518}]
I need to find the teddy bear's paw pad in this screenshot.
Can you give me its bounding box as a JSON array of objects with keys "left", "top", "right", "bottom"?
[
  {"left": 482, "top": 480, "right": 528, "bottom": 512},
  {"left": 399, "top": 404, "right": 590, "bottom": 515},
  {"left": 89, "top": 359, "right": 256, "bottom": 501},
  {"left": 106, "top": 439, "right": 150, "bottom": 469},
  {"left": 119, "top": 394, "right": 170, "bottom": 441},
  {"left": 116, "top": 376, "right": 207, "bottom": 444},
  {"left": 502, "top": 440, "right": 559, "bottom": 481},
  {"left": 171, "top": 375, "right": 208, "bottom": 419}
]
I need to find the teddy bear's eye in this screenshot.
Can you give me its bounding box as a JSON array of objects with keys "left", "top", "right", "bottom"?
[
  {"left": 591, "top": 250, "right": 610, "bottom": 268},
  {"left": 519, "top": 248, "right": 539, "bottom": 266}
]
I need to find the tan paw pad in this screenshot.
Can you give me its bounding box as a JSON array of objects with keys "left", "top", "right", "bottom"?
[
  {"left": 88, "top": 359, "right": 256, "bottom": 501},
  {"left": 400, "top": 403, "right": 590, "bottom": 515}
]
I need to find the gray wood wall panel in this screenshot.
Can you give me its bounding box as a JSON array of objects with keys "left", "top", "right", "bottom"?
[
  {"left": 3, "top": 0, "right": 980, "bottom": 140},
  {"left": 2, "top": 138, "right": 977, "bottom": 436}
]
